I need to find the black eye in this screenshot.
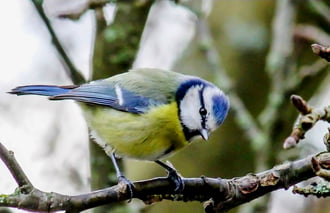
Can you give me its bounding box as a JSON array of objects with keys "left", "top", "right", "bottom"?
[{"left": 199, "top": 107, "right": 207, "bottom": 116}]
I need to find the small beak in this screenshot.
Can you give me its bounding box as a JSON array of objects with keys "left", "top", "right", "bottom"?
[{"left": 199, "top": 129, "right": 209, "bottom": 141}]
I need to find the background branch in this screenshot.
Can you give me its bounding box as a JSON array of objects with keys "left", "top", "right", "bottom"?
[
  {"left": 307, "top": 0, "right": 330, "bottom": 24},
  {"left": 294, "top": 25, "right": 330, "bottom": 45},
  {"left": 31, "top": 0, "right": 85, "bottom": 84},
  {"left": 196, "top": 19, "right": 264, "bottom": 150},
  {"left": 57, "top": 0, "right": 111, "bottom": 20}
]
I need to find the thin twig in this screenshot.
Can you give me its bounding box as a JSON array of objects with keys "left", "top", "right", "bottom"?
[
  {"left": 0, "top": 143, "right": 33, "bottom": 190},
  {"left": 30, "top": 0, "right": 85, "bottom": 84},
  {"left": 294, "top": 25, "right": 330, "bottom": 45},
  {"left": 283, "top": 95, "right": 330, "bottom": 149},
  {"left": 299, "top": 58, "right": 328, "bottom": 78},
  {"left": 307, "top": 0, "right": 330, "bottom": 24},
  {"left": 311, "top": 44, "right": 330, "bottom": 62},
  {"left": 57, "top": 0, "right": 112, "bottom": 20},
  {"left": 285, "top": 58, "right": 328, "bottom": 92},
  {"left": 259, "top": 0, "right": 297, "bottom": 129}
]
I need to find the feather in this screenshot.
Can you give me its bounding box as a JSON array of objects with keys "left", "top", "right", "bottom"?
[{"left": 9, "top": 85, "right": 75, "bottom": 96}]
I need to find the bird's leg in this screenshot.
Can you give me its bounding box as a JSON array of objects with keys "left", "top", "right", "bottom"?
[
  {"left": 155, "top": 160, "right": 184, "bottom": 193},
  {"left": 110, "top": 153, "right": 134, "bottom": 199}
]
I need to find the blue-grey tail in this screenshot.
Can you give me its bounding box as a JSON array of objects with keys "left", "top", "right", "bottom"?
[{"left": 9, "top": 85, "right": 75, "bottom": 97}]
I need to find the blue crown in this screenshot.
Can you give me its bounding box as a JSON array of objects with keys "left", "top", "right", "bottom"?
[{"left": 212, "top": 94, "right": 229, "bottom": 125}]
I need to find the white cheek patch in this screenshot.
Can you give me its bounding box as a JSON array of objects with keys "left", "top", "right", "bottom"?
[
  {"left": 179, "top": 86, "right": 203, "bottom": 130},
  {"left": 203, "top": 87, "right": 223, "bottom": 131}
]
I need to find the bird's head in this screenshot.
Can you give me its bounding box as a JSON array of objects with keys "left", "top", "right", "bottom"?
[{"left": 176, "top": 78, "right": 229, "bottom": 142}]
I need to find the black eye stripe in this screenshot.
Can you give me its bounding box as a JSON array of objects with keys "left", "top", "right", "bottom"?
[
  {"left": 199, "top": 86, "right": 207, "bottom": 128},
  {"left": 198, "top": 86, "right": 205, "bottom": 108}
]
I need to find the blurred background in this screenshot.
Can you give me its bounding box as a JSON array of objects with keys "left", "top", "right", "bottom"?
[{"left": 0, "top": 0, "right": 329, "bottom": 213}]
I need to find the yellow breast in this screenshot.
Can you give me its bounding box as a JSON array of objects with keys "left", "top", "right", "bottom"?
[{"left": 82, "top": 102, "right": 188, "bottom": 160}]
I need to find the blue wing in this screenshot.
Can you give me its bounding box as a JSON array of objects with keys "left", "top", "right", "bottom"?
[
  {"left": 10, "top": 85, "right": 75, "bottom": 96},
  {"left": 10, "top": 68, "right": 186, "bottom": 114},
  {"left": 51, "top": 84, "right": 164, "bottom": 114},
  {"left": 10, "top": 84, "right": 164, "bottom": 114}
]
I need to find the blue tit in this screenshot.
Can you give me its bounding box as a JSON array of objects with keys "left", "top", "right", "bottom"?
[{"left": 10, "top": 68, "right": 229, "bottom": 194}]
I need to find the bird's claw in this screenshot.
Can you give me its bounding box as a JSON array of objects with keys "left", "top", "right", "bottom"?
[
  {"left": 155, "top": 160, "right": 185, "bottom": 193},
  {"left": 118, "top": 175, "right": 135, "bottom": 201},
  {"left": 167, "top": 167, "right": 185, "bottom": 193}
]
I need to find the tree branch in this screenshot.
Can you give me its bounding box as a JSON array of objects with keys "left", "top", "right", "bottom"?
[
  {"left": 0, "top": 140, "right": 329, "bottom": 212},
  {"left": 283, "top": 95, "right": 330, "bottom": 149},
  {"left": 294, "top": 24, "right": 330, "bottom": 45},
  {"left": 0, "top": 143, "right": 32, "bottom": 190},
  {"left": 30, "top": 0, "right": 85, "bottom": 84},
  {"left": 307, "top": 0, "right": 330, "bottom": 24},
  {"left": 298, "top": 58, "right": 328, "bottom": 79},
  {"left": 57, "top": 0, "right": 112, "bottom": 20},
  {"left": 311, "top": 44, "right": 330, "bottom": 62},
  {"left": 259, "top": 0, "right": 297, "bottom": 132}
]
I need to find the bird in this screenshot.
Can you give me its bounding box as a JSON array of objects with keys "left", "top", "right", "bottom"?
[{"left": 9, "top": 68, "right": 229, "bottom": 196}]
